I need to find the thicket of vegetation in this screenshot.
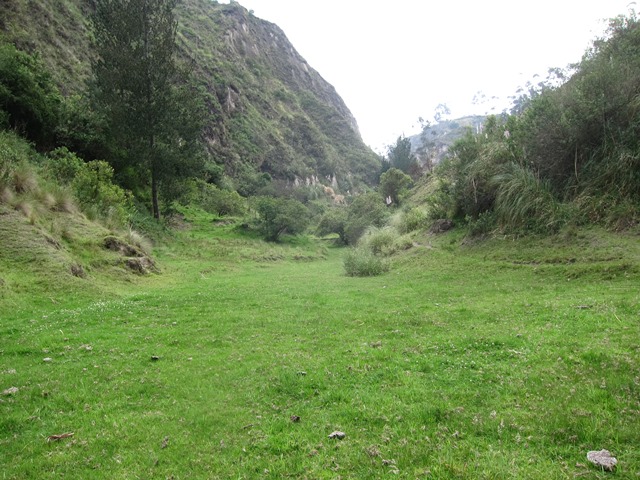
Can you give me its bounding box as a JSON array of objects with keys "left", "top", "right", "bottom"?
[{"left": 422, "top": 14, "right": 640, "bottom": 234}]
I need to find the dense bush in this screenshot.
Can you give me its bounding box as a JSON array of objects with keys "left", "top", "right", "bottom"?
[
  {"left": 316, "top": 207, "right": 348, "bottom": 243},
  {"left": 45, "top": 147, "right": 84, "bottom": 185},
  {"left": 343, "top": 246, "right": 389, "bottom": 277},
  {"left": 343, "top": 192, "right": 389, "bottom": 245},
  {"left": 73, "top": 160, "right": 132, "bottom": 226},
  {"left": 359, "top": 226, "right": 398, "bottom": 256},
  {"left": 316, "top": 192, "right": 389, "bottom": 245},
  {"left": 395, "top": 207, "right": 428, "bottom": 234},
  {"left": 0, "top": 41, "right": 61, "bottom": 149},
  {"left": 422, "top": 16, "right": 640, "bottom": 234},
  {"left": 194, "top": 180, "right": 246, "bottom": 216},
  {"left": 379, "top": 168, "right": 412, "bottom": 206},
  {"left": 250, "top": 196, "right": 310, "bottom": 241}
]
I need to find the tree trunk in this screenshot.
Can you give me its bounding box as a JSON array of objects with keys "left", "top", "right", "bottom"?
[{"left": 151, "top": 165, "right": 160, "bottom": 220}]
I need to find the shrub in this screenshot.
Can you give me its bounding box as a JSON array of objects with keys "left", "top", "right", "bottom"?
[
  {"left": 360, "top": 226, "right": 399, "bottom": 256},
  {"left": 344, "top": 192, "right": 389, "bottom": 245},
  {"left": 0, "top": 41, "right": 61, "bottom": 148},
  {"left": 343, "top": 246, "right": 389, "bottom": 277},
  {"left": 11, "top": 163, "right": 39, "bottom": 194},
  {"left": 45, "top": 147, "right": 84, "bottom": 185},
  {"left": 195, "top": 180, "right": 246, "bottom": 216},
  {"left": 316, "top": 207, "right": 348, "bottom": 243},
  {"left": 250, "top": 196, "right": 310, "bottom": 241},
  {"left": 393, "top": 233, "right": 414, "bottom": 251},
  {"left": 396, "top": 207, "right": 428, "bottom": 234},
  {"left": 49, "top": 185, "right": 76, "bottom": 213},
  {"left": 379, "top": 167, "right": 412, "bottom": 206},
  {"left": 125, "top": 226, "right": 153, "bottom": 254},
  {"left": 493, "top": 162, "right": 563, "bottom": 233},
  {"left": 72, "top": 160, "right": 132, "bottom": 226}
]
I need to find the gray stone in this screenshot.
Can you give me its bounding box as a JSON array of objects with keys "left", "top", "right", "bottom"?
[{"left": 587, "top": 449, "right": 617, "bottom": 471}]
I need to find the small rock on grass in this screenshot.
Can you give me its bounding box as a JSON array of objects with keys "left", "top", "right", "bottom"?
[
  {"left": 328, "top": 431, "right": 346, "bottom": 439},
  {"left": 587, "top": 449, "right": 617, "bottom": 471},
  {"left": 2, "top": 387, "right": 19, "bottom": 395}
]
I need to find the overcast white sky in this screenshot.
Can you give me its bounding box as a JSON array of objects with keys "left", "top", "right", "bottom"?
[{"left": 222, "top": 0, "right": 634, "bottom": 152}]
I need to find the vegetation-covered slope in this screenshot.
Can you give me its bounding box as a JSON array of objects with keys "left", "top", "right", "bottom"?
[
  {"left": 412, "top": 14, "right": 640, "bottom": 233},
  {"left": 0, "top": 0, "right": 380, "bottom": 190}
]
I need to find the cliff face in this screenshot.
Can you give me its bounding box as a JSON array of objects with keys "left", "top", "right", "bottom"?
[{"left": 1, "top": 0, "right": 380, "bottom": 189}]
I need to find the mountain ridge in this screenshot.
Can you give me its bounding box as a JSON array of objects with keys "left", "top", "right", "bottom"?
[{"left": 0, "top": 0, "right": 380, "bottom": 191}]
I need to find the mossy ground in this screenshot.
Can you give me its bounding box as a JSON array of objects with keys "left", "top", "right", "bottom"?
[{"left": 1, "top": 209, "right": 639, "bottom": 479}]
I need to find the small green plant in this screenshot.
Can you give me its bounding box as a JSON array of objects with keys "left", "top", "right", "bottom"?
[{"left": 343, "top": 245, "right": 389, "bottom": 276}]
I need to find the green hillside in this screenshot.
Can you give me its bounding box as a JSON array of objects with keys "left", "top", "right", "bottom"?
[{"left": 1, "top": 0, "right": 380, "bottom": 189}]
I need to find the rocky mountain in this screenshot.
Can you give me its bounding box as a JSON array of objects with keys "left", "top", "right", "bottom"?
[
  {"left": 0, "top": 0, "right": 380, "bottom": 191},
  {"left": 409, "top": 115, "right": 485, "bottom": 169}
]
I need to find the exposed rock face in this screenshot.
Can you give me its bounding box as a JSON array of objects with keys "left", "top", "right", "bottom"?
[
  {"left": 0, "top": 0, "right": 380, "bottom": 189},
  {"left": 178, "top": 1, "right": 379, "bottom": 187}
]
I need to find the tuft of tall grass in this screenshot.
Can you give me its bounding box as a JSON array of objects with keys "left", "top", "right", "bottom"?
[
  {"left": 343, "top": 246, "right": 389, "bottom": 277},
  {"left": 359, "top": 226, "right": 399, "bottom": 256},
  {"left": 11, "top": 164, "right": 39, "bottom": 194},
  {"left": 394, "top": 207, "right": 428, "bottom": 234},
  {"left": 493, "top": 162, "right": 564, "bottom": 232},
  {"left": 125, "top": 227, "right": 153, "bottom": 255},
  {"left": 0, "top": 185, "right": 14, "bottom": 204},
  {"left": 50, "top": 186, "right": 76, "bottom": 213}
]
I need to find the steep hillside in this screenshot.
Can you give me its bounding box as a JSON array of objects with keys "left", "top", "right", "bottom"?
[{"left": 0, "top": 0, "right": 380, "bottom": 190}]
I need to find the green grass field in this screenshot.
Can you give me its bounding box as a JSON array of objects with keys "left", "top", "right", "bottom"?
[{"left": 1, "top": 209, "right": 639, "bottom": 479}]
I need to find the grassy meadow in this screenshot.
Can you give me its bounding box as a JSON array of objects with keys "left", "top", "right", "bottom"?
[{"left": 1, "top": 209, "right": 639, "bottom": 479}]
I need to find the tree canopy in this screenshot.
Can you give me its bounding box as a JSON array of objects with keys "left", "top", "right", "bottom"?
[{"left": 92, "top": 0, "right": 205, "bottom": 219}]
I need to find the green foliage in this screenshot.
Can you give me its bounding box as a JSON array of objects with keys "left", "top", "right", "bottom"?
[
  {"left": 386, "top": 135, "right": 417, "bottom": 174},
  {"left": 92, "top": 0, "right": 206, "bottom": 219},
  {"left": 511, "top": 14, "right": 640, "bottom": 207},
  {"left": 72, "top": 160, "right": 132, "bottom": 226},
  {"left": 343, "top": 245, "right": 389, "bottom": 277},
  {"left": 0, "top": 41, "right": 61, "bottom": 149},
  {"left": 193, "top": 180, "right": 246, "bottom": 216},
  {"left": 250, "top": 196, "right": 310, "bottom": 241},
  {"left": 379, "top": 167, "right": 412, "bottom": 206},
  {"left": 344, "top": 192, "right": 389, "bottom": 245},
  {"left": 44, "top": 147, "right": 84, "bottom": 185},
  {"left": 395, "top": 207, "right": 428, "bottom": 234},
  {"left": 359, "top": 226, "right": 400, "bottom": 256},
  {"left": 55, "top": 94, "right": 111, "bottom": 162},
  {"left": 316, "top": 207, "right": 348, "bottom": 243},
  {"left": 493, "top": 162, "right": 564, "bottom": 232}
]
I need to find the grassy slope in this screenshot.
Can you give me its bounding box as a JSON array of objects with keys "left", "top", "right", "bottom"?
[{"left": 1, "top": 210, "right": 638, "bottom": 479}]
